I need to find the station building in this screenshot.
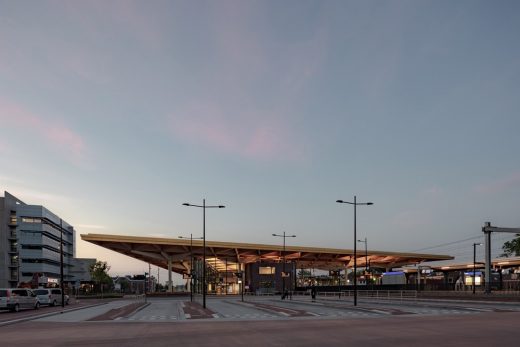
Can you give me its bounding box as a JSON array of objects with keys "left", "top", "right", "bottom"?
[{"left": 81, "top": 233, "right": 454, "bottom": 294}]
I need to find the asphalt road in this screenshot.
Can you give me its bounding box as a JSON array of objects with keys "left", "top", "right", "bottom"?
[{"left": 1, "top": 311, "right": 519, "bottom": 346}]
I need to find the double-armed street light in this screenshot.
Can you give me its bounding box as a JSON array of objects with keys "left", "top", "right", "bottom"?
[
  {"left": 473, "top": 242, "right": 483, "bottom": 294},
  {"left": 183, "top": 199, "right": 225, "bottom": 309},
  {"left": 272, "top": 232, "right": 296, "bottom": 299},
  {"left": 337, "top": 196, "right": 373, "bottom": 306},
  {"left": 179, "top": 234, "right": 203, "bottom": 302}
]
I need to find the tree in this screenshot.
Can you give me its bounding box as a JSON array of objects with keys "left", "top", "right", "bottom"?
[
  {"left": 89, "top": 261, "right": 113, "bottom": 293},
  {"left": 501, "top": 234, "right": 520, "bottom": 257}
]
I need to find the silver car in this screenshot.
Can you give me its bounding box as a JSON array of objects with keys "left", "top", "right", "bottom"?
[
  {"left": 34, "top": 288, "right": 69, "bottom": 306},
  {"left": 0, "top": 288, "right": 40, "bottom": 312}
]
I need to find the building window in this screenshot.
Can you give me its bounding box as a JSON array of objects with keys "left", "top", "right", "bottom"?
[
  {"left": 259, "top": 266, "right": 276, "bottom": 275},
  {"left": 22, "top": 217, "right": 42, "bottom": 223},
  {"left": 22, "top": 245, "right": 43, "bottom": 250}
]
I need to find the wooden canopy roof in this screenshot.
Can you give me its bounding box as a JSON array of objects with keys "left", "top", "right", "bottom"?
[{"left": 81, "top": 233, "right": 453, "bottom": 274}]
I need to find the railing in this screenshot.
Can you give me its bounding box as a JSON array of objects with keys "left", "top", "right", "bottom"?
[
  {"left": 311, "top": 290, "right": 418, "bottom": 301},
  {"left": 502, "top": 280, "right": 520, "bottom": 293},
  {"left": 129, "top": 294, "right": 147, "bottom": 303},
  {"left": 286, "top": 290, "right": 418, "bottom": 302}
]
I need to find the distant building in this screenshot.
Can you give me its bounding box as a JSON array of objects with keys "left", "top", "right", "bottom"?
[
  {"left": 0, "top": 191, "right": 81, "bottom": 288},
  {"left": 113, "top": 274, "right": 157, "bottom": 294},
  {"left": 69, "top": 258, "right": 96, "bottom": 287}
]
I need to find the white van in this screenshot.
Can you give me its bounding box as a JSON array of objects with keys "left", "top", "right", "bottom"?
[
  {"left": 0, "top": 288, "right": 40, "bottom": 312},
  {"left": 34, "top": 288, "right": 69, "bottom": 306}
]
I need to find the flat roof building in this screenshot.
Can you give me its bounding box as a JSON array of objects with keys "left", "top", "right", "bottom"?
[{"left": 0, "top": 192, "right": 75, "bottom": 288}]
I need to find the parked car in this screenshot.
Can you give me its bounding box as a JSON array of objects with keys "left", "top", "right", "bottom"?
[
  {"left": 33, "top": 288, "right": 69, "bottom": 306},
  {"left": 0, "top": 288, "right": 40, "bottom": 312}
]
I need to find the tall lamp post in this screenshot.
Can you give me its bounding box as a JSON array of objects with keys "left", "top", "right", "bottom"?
[
  {"left": 179, "top": 234, "right": 203, "bottom": 302},
  {"left": 272, "top": 232, "right": 296, "bottom": 299},
  {"left": 337, "top": 196, "right": 373, "bottom": 306},
  {"left": 41, "top": 218, "right": 66, "bottom": 308},
  {"left": 59, "top": 219, "right": 64, "bottom": 308},
  {"left": 183, "top": 199, "right": 225, "bottom": 309},
  {"left": 357, "top": 237, "right": 368, "bottom": 272},
  {"left": 473, "top": 243, "right": 482, "bottom": 294}
]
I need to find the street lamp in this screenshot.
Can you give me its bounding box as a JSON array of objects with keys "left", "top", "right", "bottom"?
[
  {"left": 183, "top": 199, "right": 225, "bottom": 309},
  {"left": 473, "top": 243, "right": 483, "bottom": 294},
  {"left": 179, "top": 234, "right": 203, "bottom": 302},
  {"left": 41, "top": 218, "right": 66, "bottom": 308},
  {"left": 357, "top": 237, "right": 368, "bottom": 273},
  {"left": 272, "top": 232, "right": 296, "bottom": 299},
  {"left": 337, "top": 196, "right": 373, "bottom": 306},
  {"left": 357, "top": 237, "right": 369, "bottom": 289}
]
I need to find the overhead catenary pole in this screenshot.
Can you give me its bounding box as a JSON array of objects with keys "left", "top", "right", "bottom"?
[
  {"left": 473, "top": 243, "right": 482, "bottom": 294},
  {"left": 481, "top": 222, "right": 520, "bottom": 294}
]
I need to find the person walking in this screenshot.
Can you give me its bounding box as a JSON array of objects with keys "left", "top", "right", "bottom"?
[{"left": 311, "top": 285, "right": 317, "bottom": 302}]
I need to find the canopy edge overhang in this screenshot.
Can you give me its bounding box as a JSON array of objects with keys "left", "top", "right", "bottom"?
[{"left": 81, "top": 233, "right": 453, "bottom": 269}]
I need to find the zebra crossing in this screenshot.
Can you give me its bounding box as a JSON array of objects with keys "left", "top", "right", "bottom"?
[
  {"left": 217, "top": 313, "right": 278, "bottom": 319},
  {"left": 127, "top": 315, "right": 179, "bottom": 321}
]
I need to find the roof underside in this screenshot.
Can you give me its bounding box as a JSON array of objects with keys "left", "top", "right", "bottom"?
[{"left": 81, "top": 233, "right": 454, "bottom": 274}]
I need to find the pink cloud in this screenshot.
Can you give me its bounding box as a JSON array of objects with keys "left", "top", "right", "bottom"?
[
  {"left": 168, "top": 104, "right": 304, "bottom": 162},
  {"left": 474, "top": 172, "right": 520, "bottom": 194},
  {"left": 0, "top": 98, "right": 88, "bottom": 166},
  {"left": 163, "top": 4, "right": 328, "bottom": 163}
]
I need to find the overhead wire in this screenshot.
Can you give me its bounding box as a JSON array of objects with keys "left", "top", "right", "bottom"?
[{"left": 409, "top": 233, "right": 517, "bottom": 264}]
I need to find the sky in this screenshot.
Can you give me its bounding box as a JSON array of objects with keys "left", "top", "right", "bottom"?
[{"left": 1, "top": 1, "right": 519, "bottom": 283}]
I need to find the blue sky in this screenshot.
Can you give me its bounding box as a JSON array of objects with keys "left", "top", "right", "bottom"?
[{"left": 1, "top": 1, "right": 519, "bottom": 280}]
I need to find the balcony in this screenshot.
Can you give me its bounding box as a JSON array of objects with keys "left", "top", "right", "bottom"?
[
  {"left": 8, "top": 231, "right": 17, "bottom": 240},
  {"left": 8, "top": 217, "right": 18, "bottom": 227},
  {"left": 9, "top": 261, "right": 19, "bottom": 268}
]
